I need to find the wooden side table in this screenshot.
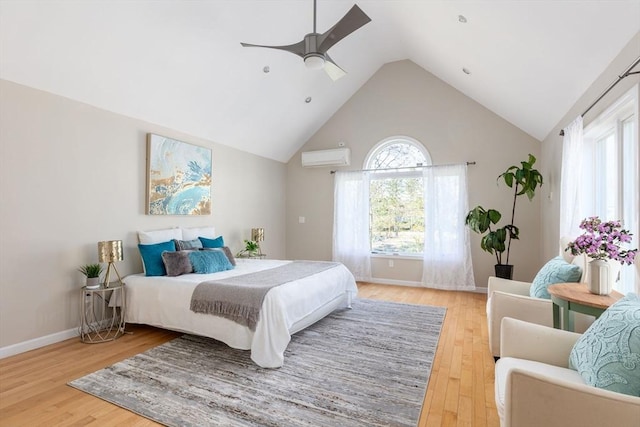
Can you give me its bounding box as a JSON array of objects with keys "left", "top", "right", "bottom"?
[
  {"left": 79, "top": 283, "right": 126, "bottom": 343},
  {"left": 548, "top": 283, "right": 623, "bottom": 331}
]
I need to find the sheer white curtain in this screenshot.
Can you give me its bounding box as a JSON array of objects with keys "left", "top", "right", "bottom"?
[
  {"left": 559, "top": 116, "right": 585, "bottom": 239},
  {"left": 333, "top": 171, "right": 371, "bottom": 281},
  {"left": 422, "top": 164, "right": 475, "bottom": 290}
]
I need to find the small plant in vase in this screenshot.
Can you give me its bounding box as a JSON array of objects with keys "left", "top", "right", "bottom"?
[
  {"left": 236, "top": 240, "right": 261, "bottom": 258},
  {"left": 566, "top": 217, "right": 637, "bottom": 295},
  {"left": 78, "top": 263, "right": 103, "bottom": 289}
]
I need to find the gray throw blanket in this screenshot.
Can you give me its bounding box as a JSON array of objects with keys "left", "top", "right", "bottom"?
[{"left": 190, "top": 261, "right": 340, "bottom": 331}]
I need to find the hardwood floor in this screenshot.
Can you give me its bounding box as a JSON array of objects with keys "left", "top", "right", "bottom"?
[{"left": 0, "top": 283, "right": 498, "bottom": 426}]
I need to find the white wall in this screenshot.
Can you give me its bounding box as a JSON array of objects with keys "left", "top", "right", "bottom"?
[
  {"left": 0, "top": 79, "right": 286, "bottom": 349},
  {"left": 286, "top": 60, "right": 542, "bottom": 288},
  {"left": 539, "top": 32, "right": 640, "bottom": 262}
]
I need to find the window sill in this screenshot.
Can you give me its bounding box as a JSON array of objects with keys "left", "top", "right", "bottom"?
[{"left": 370, "top": 253, "right": 422, "bottom": 261}]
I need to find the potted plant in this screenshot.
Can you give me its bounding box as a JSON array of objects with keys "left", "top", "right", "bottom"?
[
  {"left": 566, "top": 216, "right": 637, "bottom": 295},
  {"left": 78, "top": 263, "right": 103, "bottom": 289},
  {"left": 465, "top": 154, "right": 543, "bottom": 279},
  {"left": 236, "top": 240, "right": 260, "bottom": 258}
]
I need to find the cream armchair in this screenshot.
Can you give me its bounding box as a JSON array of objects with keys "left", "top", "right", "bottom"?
[
  {"left": 495, "top": 318, "right": 640, "bottom": 427},
  {"left": 486, "top": 238, "right": 587, "bottom": 358}
]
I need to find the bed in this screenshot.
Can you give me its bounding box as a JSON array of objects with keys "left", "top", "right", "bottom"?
[{"left": 124, "top": 258, "right": 358, "bottom": 368}]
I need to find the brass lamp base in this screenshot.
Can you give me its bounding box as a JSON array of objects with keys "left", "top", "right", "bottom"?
[{"left": 103, "top": 262, "right": 123, "bottom": 288}]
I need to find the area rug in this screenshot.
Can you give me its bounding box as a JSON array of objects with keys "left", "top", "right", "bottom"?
[{"left": 69, "top": 298, "right": 446, "bottom": 427}]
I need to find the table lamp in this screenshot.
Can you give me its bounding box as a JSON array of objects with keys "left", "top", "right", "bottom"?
[
  {"left": 98, "top": 240, "right": 124, "bottom": 287},
  {"left": 251, "top": 228, "right": 264, "bottom": 255}
]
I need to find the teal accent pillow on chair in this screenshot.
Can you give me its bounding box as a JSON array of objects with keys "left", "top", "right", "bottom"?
[
  {"left": 529, "top": 256, "right": 582, "bottom": 299},
  {"left": 569, "top": 293, "right": 640, "bottom": 396}
]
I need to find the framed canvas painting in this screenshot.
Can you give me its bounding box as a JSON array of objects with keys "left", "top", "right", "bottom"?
[{"left": 146, "top": 134, "right": 212, "bottom": 215}]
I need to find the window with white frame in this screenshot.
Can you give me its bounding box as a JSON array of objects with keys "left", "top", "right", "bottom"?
[
  {"left": 365, "top": 137, "right": 432, "bottom": 255},
  {"left": 583, "top": 85, "right": 639, "bottom": 294}
]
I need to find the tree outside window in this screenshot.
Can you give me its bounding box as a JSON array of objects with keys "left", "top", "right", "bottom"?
[{"left": 366, "top": 138, "right": 430, "bottom": 255}]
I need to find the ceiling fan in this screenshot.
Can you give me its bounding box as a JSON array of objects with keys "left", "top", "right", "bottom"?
[{"left": 240, "top": 0, "right": 371, "bottom": 81}]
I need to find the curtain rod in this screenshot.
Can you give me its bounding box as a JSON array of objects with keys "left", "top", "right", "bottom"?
[
  {"left": 329, "top": 161, "right": 476, "bottom": 174},
  {"left": 559, "top": 55, "right": 640, "bottom": 136}
]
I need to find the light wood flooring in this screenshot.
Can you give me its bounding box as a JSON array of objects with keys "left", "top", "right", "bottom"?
[{"left": 0, "top": 283, "right": 498, "bottom": 426}]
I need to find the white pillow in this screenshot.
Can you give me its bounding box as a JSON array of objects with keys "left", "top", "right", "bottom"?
[
  {"left": 182, "top": 226, "right": 216, "bottom": 241},
  {"left": 138, "top": 228, "right": 183, "bottom": 244}
]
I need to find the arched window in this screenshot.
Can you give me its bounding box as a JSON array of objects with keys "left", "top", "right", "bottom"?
[
  {"left": 365, "top": 137, "right": 431, "bottom": 255},
  {"left": 365, "top": 137, "right": 431, "bottom": 169}
]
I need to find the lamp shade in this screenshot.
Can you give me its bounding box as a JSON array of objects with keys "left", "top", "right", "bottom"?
[
  {"left": 304, "top": 54, "right": 325, "bottom": 70},
  {"left": 98, "top": 240, "right": 123, "bottom": 263},
  {"left": 251, "top": 228, "right": 264, "bottom": 242}
]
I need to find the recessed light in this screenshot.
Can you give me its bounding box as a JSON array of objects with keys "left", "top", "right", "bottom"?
[
  {"left": 458, "top": 15, "right": 467, "bottom": 23},
  {"left": 305, "top": 97, "right": 312, "bottom": 103},
  {"left": 263, "top": 66, "right": 270, "bottom": 73},
  {"left": 462, "top": 68, "right": 471, "bottom": 75}
]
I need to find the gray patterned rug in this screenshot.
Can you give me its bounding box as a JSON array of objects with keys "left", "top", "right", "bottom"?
[{"left": 69, "top": 299, "right": 446, "bottom": 427}]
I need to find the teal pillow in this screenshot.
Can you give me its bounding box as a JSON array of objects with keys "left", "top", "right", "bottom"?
[
  {"left": 529, "top": 256, "right": 582, "bottom": 299},
  {"left": 189, "top": 249, "right": 234, "bottom": 274},
  {"left": 198, "top": 236, "right": 224, "bottom": 248},
  {"left": 569, "top": 293, "right": 640, "bottom": 396},
  {"left": 138, "top": 240, "right": 176, "bottom": 276}
]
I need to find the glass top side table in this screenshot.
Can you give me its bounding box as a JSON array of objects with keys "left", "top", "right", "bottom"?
[{"left": 79, "top": 282, "right": 126, "bottom": 343}]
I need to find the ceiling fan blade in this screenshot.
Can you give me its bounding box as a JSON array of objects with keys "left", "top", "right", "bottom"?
[
  {"left": 317, "top": 5, "right": 371, "bottom": 53},
  {"left": 240, "top": 40, "right": 306, "bottom": 58},
  {"left": 324, "top": 54, "right": 346, "bottom": 81}
]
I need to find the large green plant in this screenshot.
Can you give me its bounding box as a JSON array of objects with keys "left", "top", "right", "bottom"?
[{"left": 465, "top": 154, "right": 543, "bottom": 265}]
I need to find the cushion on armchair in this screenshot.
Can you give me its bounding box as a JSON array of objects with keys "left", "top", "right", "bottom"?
[
  {"left": 529, "top": 256, "right": 582, "bottom": 299},
  {"left": 569, "top": 293, "right": 640, "bottom": 397}
]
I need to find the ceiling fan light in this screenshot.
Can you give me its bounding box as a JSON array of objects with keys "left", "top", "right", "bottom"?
[{"left": 304, "top": 54, "right": 325, "bottom": 70}]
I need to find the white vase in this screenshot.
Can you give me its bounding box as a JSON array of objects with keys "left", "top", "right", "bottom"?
[
  {"left": 85, "top": 277, "right": 101, "bottom": 289},
  {"left": 588, "top": 259, "right": 619, "bottom": 295}
]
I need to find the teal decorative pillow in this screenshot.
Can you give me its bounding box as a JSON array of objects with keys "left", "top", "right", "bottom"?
[
  {"left": 201, "top": 246, "right": 236, "bottom": 266},
  {"left": 529, "top": 256, "right": 582, "bottom": 299},
  {"left": 138, "top": 240, "right": 176, "bottom": 276},
  {"left": 189, "top": 249, "right": 234, "bottom": 274},
  {"left": 174, "top": 238, "right": 203, "bottom": 251},
  {"left": 199, "top": 236, "right": 224, "bottom": 249},
  {"left": 569, "top": 293, "right": 640, "bottom": 396}
]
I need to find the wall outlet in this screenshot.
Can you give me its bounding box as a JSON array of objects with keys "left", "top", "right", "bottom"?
[
  {"left": 298, "top": 216, "right": 305, "bottom": 224},
  {"left": 388, "top": 260, "right": 394, "bottom": 267}
]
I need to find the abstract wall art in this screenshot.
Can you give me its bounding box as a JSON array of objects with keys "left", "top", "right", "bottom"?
[{"left": 146, "top": 134, "right": 212, "bottom": 215}]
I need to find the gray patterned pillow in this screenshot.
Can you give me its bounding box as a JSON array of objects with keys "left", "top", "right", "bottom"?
[
  {"left": 174, "top": 239, "right": 203, "bottom": 251},
  {"left": 161, "top": 251, "right": 193, "bottom": 276},
  {"left": 569, "top": 293, "right": 640, "bottom": 396}
]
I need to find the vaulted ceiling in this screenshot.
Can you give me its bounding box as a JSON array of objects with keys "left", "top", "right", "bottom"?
[{"left": 1, "top": 1, "right": 638, "bottom": 162}]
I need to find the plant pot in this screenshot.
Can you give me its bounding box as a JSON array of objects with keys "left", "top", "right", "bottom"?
[
  {"left": 85, "top": 277, "right": 101, "bottom": 289},
  {"left": 494, "top": 264, "right": 514, "bottom": 280},
  {"left": 587, "top": 259, "right": 619, "bottom": 295}
]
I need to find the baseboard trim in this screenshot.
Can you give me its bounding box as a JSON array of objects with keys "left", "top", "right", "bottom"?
[
  {"left": 365, "top": 278, "right": 487, "bottom": 294},
  {"left": 0, "top": 327, "right": 79, "bottom": 359}
]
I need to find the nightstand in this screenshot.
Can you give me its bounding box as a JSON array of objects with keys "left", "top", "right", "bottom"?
[
  {"left": 237, "top": 253, "right": 267, "bottom": 259},
  {"left": 79, "top": 282, "right": 126, "bottom": 343}
]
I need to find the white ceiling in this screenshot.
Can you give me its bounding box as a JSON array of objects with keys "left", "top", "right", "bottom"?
[{"left": 1, "top": 1, "right": 639, "bottom": 162}]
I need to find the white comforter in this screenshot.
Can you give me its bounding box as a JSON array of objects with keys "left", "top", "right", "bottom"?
[{"left": 124, "top": 259, "right": 357, "bottom": 367}]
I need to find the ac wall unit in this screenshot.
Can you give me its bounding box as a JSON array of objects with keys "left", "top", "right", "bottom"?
[{"left": 301, "top": 148, "right": 351, "bottom": 168}]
